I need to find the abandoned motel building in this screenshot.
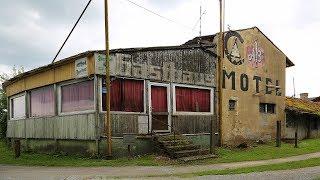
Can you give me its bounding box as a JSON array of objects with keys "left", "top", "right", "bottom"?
[{"left": 3, "top": 27, "right": 320, "bottom": 158}]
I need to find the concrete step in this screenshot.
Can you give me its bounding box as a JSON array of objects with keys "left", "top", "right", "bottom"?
[
  {"left": 178, "top": 153, "right": 217, "bottom": 162},
  {"left": 167, "top": 144, "right": 201, "bottom": 152},
  {"left": 159, "top": 139, "right": 192, "bottom": 146},
  {"left": 174, "top": 148, "right": 210, "bottom": 158},
  {"left": 156, "top": 134, "right": 186, "bottom": 141}
]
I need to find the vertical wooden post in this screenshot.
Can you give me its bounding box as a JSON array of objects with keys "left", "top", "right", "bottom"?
[
  {"left": 14, "top": 139, "right": 21, "bottom": 158},
  {"left": 294, "top": 131, "right": 298, "bottom": 148},
  {"left": 104, "top": 0, "right": 112, "bottom": 157},
  {"left": 276, "top": 120, "right": 281, "bottom": 147}
]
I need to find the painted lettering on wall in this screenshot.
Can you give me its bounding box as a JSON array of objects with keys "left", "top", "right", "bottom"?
[
  {"left": 222, "top": 70, "right": 281, "bottom": 96},
  {"left": 75, "top": 58, "right": 88, "bottom": 78}
]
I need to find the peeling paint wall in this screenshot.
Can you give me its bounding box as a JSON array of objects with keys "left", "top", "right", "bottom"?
[{"left": 218, "top": 28, "right": 287, "bottom": 146}]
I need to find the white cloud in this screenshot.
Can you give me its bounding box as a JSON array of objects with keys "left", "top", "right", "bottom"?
[{"left": 0, "top": 0, "right": 319, "bottom": 97}]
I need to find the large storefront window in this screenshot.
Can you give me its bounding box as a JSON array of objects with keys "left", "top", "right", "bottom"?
[
  {"left": 102, "top": 78, "right": 144, "bottom": 112},
  {"left": 11, "top": 94, "right": 26, "bottom": 119},
  {"left": 30, "top": 86, "right": 54, "bottom": 117},
  {"left": 61, "top": 80, "right": 94, "bottom": 113},
  {"left": 175, "top": 86, "right": 210, "bottom": 112}
]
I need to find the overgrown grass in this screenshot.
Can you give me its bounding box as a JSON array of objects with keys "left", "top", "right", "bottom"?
[
  {"left": 0, "top": 140, "right": 171, "bottom": 167},
  {"left": 189, "top": 138, "right": 320, "bottom": 165},
  {"left": 178, "top": 157, "right": 320, "bottom": 178},
  {"left": 1, "top": 138, "right": 320, "bottom": 167}
]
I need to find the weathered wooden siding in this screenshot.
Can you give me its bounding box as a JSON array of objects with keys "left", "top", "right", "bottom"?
[
  {"left": 7, "top": 120, "right": 25, "bottom": 138},
  {"left": 5, "top": 56, "right": 96, "bottom": 97},
  {"left": 7, "top": 113, "right": 96, "bottom": 140},
  {"left": 99, "top": 114, "right": 143, "bottom": 137},
  {"left": 172, "top": 115, "right": 211, "bottom": 134},
  {"left": 97, "top": 48, "right": 216, "bottom": 87}
]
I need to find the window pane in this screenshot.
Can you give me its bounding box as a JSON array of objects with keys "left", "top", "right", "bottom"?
[
  {"left": 151, "top": 86, "right": 167, "bottom": 112},
  {"left": 30, "top": 86, "right": 54, "bottom": 117},
  {"left": 176, "top": 87, "right": 210, "bottom": 112},
  {"left": 267, "top": 104, "right": 275, "bottom": 113},
  {"left": 102, "top": 78, "right": 144, "bottom": 112},
  {"left": 61, "top": 80, "right": 94, "bottom": 112},
  {"left": 11, "top": 95, "right": 25, "bottom": 119},
  {"left": 229, "top": 100, "right": 236, "bottom": 110},
  {"left": 259, "top": 103, "right": 266, "bottom": 113}
]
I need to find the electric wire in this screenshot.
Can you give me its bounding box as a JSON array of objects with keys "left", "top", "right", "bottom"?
[
  {"left": 121, "top": 0, "right": 193, "bottom": 30},
  {"left": 51, "top": 0, "right": 92, "bottom": 63}
]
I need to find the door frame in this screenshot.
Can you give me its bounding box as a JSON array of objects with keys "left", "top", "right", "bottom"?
[{"left": 148, "top": 82, "right": 171, "bottom": 133}]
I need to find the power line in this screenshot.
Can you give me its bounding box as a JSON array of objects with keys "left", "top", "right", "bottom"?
[
  {"left": 122, "top": 0, "right": 193, "bottom": 30},
  {"left": 51, "top": 0, "right": 92, "bottom": 63}
]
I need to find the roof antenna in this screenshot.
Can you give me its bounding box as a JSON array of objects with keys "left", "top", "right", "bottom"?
[
  {"left": 293, "top": 77, "right": 296, "bottom": 98},
  {"left": 198, "top": 4, "right": 202, "bottom": 45}
]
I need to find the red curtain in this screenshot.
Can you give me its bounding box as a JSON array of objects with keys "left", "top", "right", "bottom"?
[
  {"left": 151, "top": 86, "right": 167, "bottom": 112},
  {"left": 176, "top": 87, "right": 210, "bottom": 112},
  {"left": 61, "top": 80, "right": 94, "bottom": 112},
  {"left": 103, "top": 78, "right": 144, "bottom": 112},
  {"left": 30, "top": 86, "right": 54, "bottom": 117}
]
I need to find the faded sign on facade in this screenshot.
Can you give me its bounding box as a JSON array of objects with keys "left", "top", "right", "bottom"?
[{"left": 75, "top": 58, "right": 88, "bottom": 78}]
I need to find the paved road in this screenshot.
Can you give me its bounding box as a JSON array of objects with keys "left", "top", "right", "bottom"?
[{"left": 1, "top": 152, "right": 320, "bottom": 180}]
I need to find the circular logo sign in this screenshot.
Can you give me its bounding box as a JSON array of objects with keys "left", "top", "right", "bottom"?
[{"left": 224, "top": 31, "right": 245, "bottom": 65}]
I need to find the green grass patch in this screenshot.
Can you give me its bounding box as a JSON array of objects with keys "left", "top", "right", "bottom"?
[
  {"left": 0, "top": 140, "right": 172, "bottom": 167},
  {"left": 177, "top": 157, "right": 320, "bottom": 178},
  {"left": 1, "top": 138, "right": 320, "bottom": 167},
  {"left": 187, "top": 138, "right": 320, "bottom": 165}
]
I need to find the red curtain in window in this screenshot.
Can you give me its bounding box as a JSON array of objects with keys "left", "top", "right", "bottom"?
[
  {"left": 151, "top": 86, "right": 167, "bottom": 112},
  {"left": 102, "top": 78, "right": 144, "bottom": 112},
  {"left": 30, "top": 86, "right": 54, "bottom": 117},
  {"left": 176, "top": 87, "right": 210, "bottom": 112},
  {"left": 61, "top": 80, "right": 94, "bottom": 112}
]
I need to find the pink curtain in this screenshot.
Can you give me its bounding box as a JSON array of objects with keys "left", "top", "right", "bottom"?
[
  {"left": 176, "top": 87, "right": 210, "bottom": 112},
  {"left": 30, "top": 86, "right": 54, "bottom": 117},
  {"left": 102, "top": 78, "right": 144, "bottom": 112},
  {"left": 61, "top": 80, "right": 94, "bottom": 112}
]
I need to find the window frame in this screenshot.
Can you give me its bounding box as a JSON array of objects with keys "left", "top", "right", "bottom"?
[
  {"left": 229, "top": 99, "right": 237, "bottom": 111},
  {"left": 172, "top": 83, "right": 214, "bottom": 115},
  {"left": 9, "top": 92, "right": 26, "bottom": 120},
  {"left": 29, "top": 85, "right": 55, "bottom": 118},
  {"left": 99, "top": 77, "right": 146, "bottom": 115},
  {"left": 58, "top": 78, "right": 96, "bottom": 116},
  {"left": 259, "top": 103, "right": 276, "bottom": 114}
]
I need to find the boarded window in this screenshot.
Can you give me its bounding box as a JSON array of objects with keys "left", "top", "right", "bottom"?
[
  {"left": 175, "top": 87, "right": 210, "bottom": 112},
  {"left": 61, "top": 80, "right": 94, "bottom": 113},
  {"left": 11, "top": 94, "right": 26, "bottom": 119},
  {"left": 30, "top": 86, "right": 55, "bottom": 117},
  {"left": 260, "top": 103, "right": 276, "bottom": 114},
  {"left": 102, "top": 78, "right": 144, "bottom": 112}
]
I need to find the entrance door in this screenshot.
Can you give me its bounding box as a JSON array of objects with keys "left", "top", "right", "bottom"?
[{"left": 149, "top": 83, "right": 170, "bottom": 132}]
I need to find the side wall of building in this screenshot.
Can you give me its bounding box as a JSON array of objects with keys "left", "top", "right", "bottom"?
[{"left": 219, "top": 28, "right": 287, "bottom": 146}]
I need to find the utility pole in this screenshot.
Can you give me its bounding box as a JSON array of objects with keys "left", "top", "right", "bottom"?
[
  {"left": 218, "top": 0, "right": 224, "bottom": 146},
  {"left": 104, "top": 0, "right": 112, "bottom": 157}
]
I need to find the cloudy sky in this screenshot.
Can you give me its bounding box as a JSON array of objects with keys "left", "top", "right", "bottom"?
[{"left": 0, "top": 0, "right": 319, "bottom": 97}]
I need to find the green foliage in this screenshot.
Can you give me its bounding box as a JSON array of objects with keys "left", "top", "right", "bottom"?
[
  {"left": 0, "top": 65, "right": 24, "bottom": 139},
  {"left": 0, "top": 89, "right": 7, "bottom": 138}
]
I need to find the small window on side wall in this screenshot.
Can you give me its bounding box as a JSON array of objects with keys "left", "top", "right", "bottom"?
[
  {"left": 10, "top": 94, "right": 26, "bottom": 119},
  {"left": 229, "top": 100, "right": 236, "bottom": 111},
  {"left": 259, "top": 103, "right": 276, "bottom": 114}
]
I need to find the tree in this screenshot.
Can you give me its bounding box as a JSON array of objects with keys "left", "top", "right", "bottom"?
[{"left": 0, "top": 66, "right": 24, "bottom": 138}]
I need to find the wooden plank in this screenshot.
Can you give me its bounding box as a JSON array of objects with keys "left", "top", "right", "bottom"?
[{"left": 173, "top": 115, "right": 211, "bottom": 134}]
